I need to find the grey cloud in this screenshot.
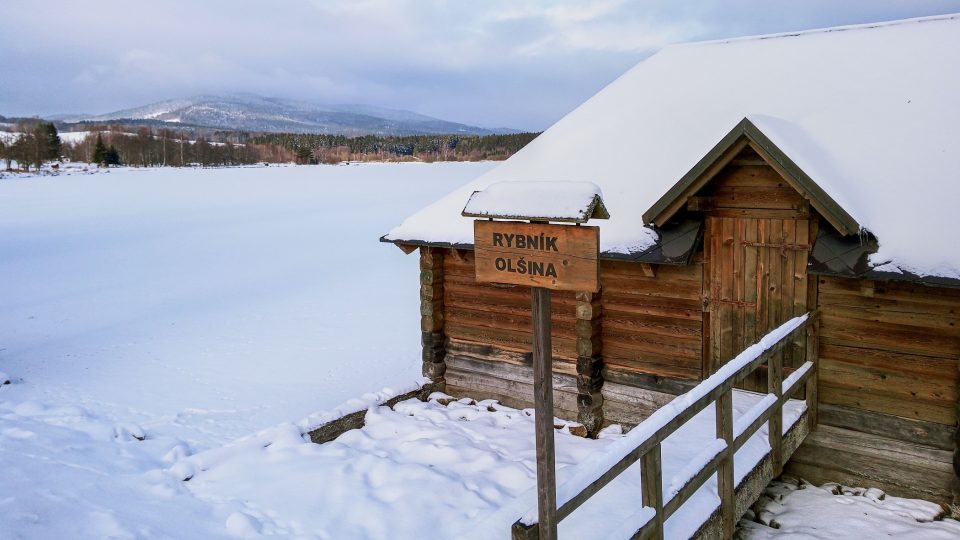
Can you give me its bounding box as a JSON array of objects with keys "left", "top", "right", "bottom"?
[{"left": 0, "top": 0, "right": 957, "bottom": 130}]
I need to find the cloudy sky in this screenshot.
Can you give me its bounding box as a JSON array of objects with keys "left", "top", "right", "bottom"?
[{"left": 1, "top": 0, "right": 958, "bottom": 130}]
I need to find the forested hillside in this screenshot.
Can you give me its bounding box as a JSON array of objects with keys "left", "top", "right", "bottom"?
[{"left": 1, "top": 121, "right": 539, "bottom": 169}]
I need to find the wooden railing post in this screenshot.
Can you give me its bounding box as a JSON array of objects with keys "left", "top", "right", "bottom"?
[
  {"left": 805, "top": 313, "right": 820, "bottom": 429},
  {"left": 532, "top": 286, "right": 558, "bottom": 540},
  {"left": 768, "top": 348, "right": 783, "bottom": 477},
  {"left": 716, "top": 389, "right": 735, "bottom": 538},
  {"left": 640, "top": 444, "right": 664, "bottom": 540}
]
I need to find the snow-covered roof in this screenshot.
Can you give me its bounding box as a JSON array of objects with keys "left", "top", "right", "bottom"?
[
  {"left": 461, "top": 181, "right": 608, "bottom": 223},
  {"left": 385, "top": 14, "right": 960, "bottom": 280}
]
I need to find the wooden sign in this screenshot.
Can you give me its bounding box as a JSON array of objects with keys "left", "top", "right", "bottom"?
[{"left": 473, "top": 220, "right": 599, "bottom": 292}]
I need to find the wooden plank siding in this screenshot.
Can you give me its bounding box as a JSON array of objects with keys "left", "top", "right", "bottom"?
[
  {"left": 441, "top": 249, "right": 703, "bottom": 426},
  {"left": 443, "top": 250, "right": 578, "bottom": 370},
  {"left": 785, "top": 275, "right": 960, "bottom": 509},
  {"left": 600, "top": 260, "right": 704, "bottom": 381},
  {"left": 816, "top": 276, "right": 959, "bottom": 425}
]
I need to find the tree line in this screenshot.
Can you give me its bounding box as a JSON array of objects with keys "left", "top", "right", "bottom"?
[
  {"left": 1, "top": 120, "right": 62, "bottom": 171},
  {"left": 249, "top": 132, "right": 541, "bottom": 164},
  {"left": 1, "top": 121, "right": 540, "bottom": 171}
]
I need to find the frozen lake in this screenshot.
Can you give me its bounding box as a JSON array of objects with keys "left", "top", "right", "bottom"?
[{"left": 0, "top": 162, "right": 492, "bottom": 538}]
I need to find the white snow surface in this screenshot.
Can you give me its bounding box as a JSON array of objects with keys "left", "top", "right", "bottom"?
[
  {"left": 741, "top": 479, "right": 960, "bottom": 539},
  {"left": 0, "top": 162, "right": 492, "bottom": 539},
  {"left": 461, "top": 180, "right": 603, "bottom": 221},
  {"left": 387, "top": 14, "right": 960, "bottom": 279},
  {"left": 181, "top": 391, "right": 803, "bottom": 540}
]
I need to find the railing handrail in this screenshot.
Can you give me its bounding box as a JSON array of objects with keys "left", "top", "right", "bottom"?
[{"left": 513, "top": 310, "right": 820, "bottom": 539}]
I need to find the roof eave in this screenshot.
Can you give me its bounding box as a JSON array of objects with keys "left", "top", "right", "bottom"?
[{"left": 642, "top": 117, "right": 860, "bottom": 236}]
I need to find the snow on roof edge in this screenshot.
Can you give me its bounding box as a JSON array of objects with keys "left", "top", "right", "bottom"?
[{"left": 667, "top": 12, "right": 960, "bottom": 50}]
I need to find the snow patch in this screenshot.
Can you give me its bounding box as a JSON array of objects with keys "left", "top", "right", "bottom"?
[{"left": 462, "top": 180, "right": 603, "bottom": 221}]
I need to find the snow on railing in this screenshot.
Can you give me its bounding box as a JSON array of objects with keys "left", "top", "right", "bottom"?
[{"left": 512, "top": 311, "right": 820, "bottom": 540}]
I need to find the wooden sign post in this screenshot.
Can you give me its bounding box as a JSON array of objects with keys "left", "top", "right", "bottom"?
[{"left": 472, "top": 219, "right": 600, "bottom": 540}]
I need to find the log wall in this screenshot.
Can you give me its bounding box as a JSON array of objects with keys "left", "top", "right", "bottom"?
[
  {"left": 600, "top": 260, "right": 704, "bottom": 381},
  {"left": 786, "top": 275, "right": 960, "bottom": 511},
  {"left": 441, "top": 249, "right": 699, "bottom": 427}
]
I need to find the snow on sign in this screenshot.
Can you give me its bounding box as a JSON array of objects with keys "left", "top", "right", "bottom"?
[
  {"left": 464, "top": 181, "right": 606, "bottom": 293},
  {"left": 473, "top": 221, "right": 600, "bottom": 292}
]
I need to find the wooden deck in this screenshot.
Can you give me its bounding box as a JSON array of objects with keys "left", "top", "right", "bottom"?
[{"left": 511, "top": 312, "right": 819, "bottom": 539}]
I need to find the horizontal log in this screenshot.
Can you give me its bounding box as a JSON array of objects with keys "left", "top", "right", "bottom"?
[
  {"left": 818, "top": 403, "right": 955, "bottom": 451},
  {"left": 602, "top": 300, "right": 703, "bottom": 322},
  {"left": 818, "top": 341, "right": 958, "bottom": 378},
  {"left": 602, "top": 354, "right": 702, "bottom": 381},
  {"left": 600, "top": 276, "right": 703, "bottom": 300},
  {"left": 602, "top": 367, "right": 697, "bottom": 395},
  {"left": 819, "top": 358, "right": 956, "bottom": 404},
  {"left": 820, "top": 316, "right": 959, "bottom": 358},
  {"left": 819, "top": 303, "right": 959, "bottom": 331},
  {"left": 602, "top": 332, "right": 702, "bottom": 359},
  {"left": 818, "top": 275, "right": 960, "bottom": 299},
  {"left": 601, "top": 381, "right": 676, "bottom": 426},
  {"left": 819, "top": 383, "right": 955, "bottom": 425},
  {"left": 445, "top": 372, "right": 579, "bottom": 420},
  {"left": 444, "top": 323, "right": 578, "bottom": 360},
  {"left": 445, "top": 297, "right": 575, "bottom": 321},
  {"left": 446, "top": 339, "right": 532, "bottom": 365},
  {"left": 306, "top": 387, "right": 427, "bottom": 444},
  {"left": 600, "top": 260, "right": 701, "bottom": 281},
  {"left": 445, "top": 307, "right": 576, "bottom": 336},
  {"left": 446, "top": 354, "right": 578, "bottom": 393},
  {"left": 786, "top": 424, "right": 954, "bottom": 505},
  {"left": 602, "top": 315, "right": 702, "bottom": 339}
]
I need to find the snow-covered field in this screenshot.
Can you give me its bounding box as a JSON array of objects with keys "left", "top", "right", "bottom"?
[
  {"left": 1, "top": 163, "right": 956, "bottom": 539},
  {"left": 0, "top": 162, "right": 493, "bottom": 538}
]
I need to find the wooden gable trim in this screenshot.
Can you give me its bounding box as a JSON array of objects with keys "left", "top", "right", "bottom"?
[{"left": 642, "top": 118, "right": 860, "bottom": 236}]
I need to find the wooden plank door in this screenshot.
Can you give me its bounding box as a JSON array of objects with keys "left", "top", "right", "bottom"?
[{"left": 705, "top": 216, "right": 811, "bottom": 384}]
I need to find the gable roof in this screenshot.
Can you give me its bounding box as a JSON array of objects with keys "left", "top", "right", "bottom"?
[
  {"left": 385, "top": 14, "right": 960, "bottom": 280},
  {"left": 642, "top": 118, "right": 859, "bottom": 236}
]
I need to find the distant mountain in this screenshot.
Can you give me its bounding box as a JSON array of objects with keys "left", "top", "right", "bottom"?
[{"left": 57, "top": 95, "right": 517, "bottom": 136}]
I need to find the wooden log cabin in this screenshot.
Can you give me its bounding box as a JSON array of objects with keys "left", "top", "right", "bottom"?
[{"left": 383, "top": 15, "right": 960, "bottom": 515}]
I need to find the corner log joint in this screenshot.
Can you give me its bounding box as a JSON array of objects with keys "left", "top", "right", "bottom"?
[
  {"left": 575, "top": 290, "right": 604, "bottom": 436},
  {"left": 420, "top": 247, "right": 446, "bottom": 390}
]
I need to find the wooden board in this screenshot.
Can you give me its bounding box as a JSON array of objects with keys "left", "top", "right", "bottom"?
[
  {"left": 785, "top": 424, "right": 955, "bottom": 506},
  {"left": 816, "top": 275, "right": 960, "bottom": 425},
  {"left": 474, "top": 220, "right": 599, "bottom": 292},
  {"left": 600, "top": 260, "right": 704, "bottom": 381}
]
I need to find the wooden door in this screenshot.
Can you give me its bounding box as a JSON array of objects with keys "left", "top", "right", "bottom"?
[{"left": 704, "top": 216, "right": 812, "bottom": 382}]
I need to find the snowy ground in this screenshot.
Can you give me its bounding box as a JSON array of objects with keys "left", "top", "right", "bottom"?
[
  {"left": 2, "top": 162, "right": 957, "bottom": 539},
  {"left": 740, "top": 478, "right": 960, "bottom": 539},
  {"left": 173, "top": 391, "right": 804, "bottom": 540},
  {"left": 0, "top": 162, "right": 492, "bottom": 538}
]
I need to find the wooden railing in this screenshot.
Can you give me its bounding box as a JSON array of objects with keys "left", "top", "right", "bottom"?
[{"left": 512, "top": 311, "right": 820, "bottom": 540}]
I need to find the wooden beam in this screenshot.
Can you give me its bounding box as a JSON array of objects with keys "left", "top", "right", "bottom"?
[
  {"left": 768, "top": 347, "right": 784, "bottom": 476},
  {"left": 641, "top": 444, "right": 664, "bottom": 540},
  {"left": 716, "top": 389, "right": 735, "bottom": 539},
  {"left": 532, "top": 286, "right": 558, "bottom": 540},
  {"left": 686, "top": 196, "right": 714, "bottom": 212},
  {"left": 640, "top": 264, "right": 657, "bottom": 278},
  {"left": 396, "top": 242, "right": 418, "bottom": 254}
]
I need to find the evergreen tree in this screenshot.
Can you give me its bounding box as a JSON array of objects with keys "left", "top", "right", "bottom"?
[
  {"left": 106, "top": 145, "right": 121, "bottom": 166},
  {"left": 92, "top": 133, "right": 108, "bottom": 166},
  {"left": 42, "top": 123, "right": 61, "bottom": 161}
]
